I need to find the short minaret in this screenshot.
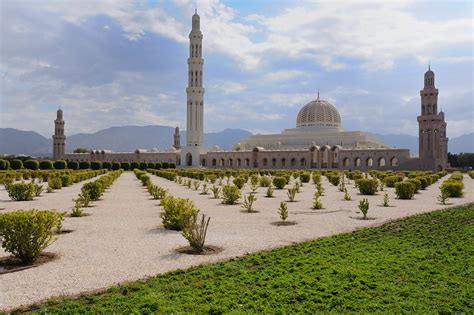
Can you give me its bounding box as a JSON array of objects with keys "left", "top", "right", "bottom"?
[
  {"left": 181, "top": 10, "right": 206, "bottom": 166},
  {"left": 417, "top": 66, "right": 448, "bottom": 170},
  {"left": 173, "top": 126, "right": 181, "bottom": 149},
  {"left": 52, "top": 107, "right": 66, "bottom": 160}
]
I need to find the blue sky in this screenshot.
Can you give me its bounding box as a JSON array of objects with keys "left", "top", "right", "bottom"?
[{"left": 1, "top": 0, "right": 473, "bottom": 138}]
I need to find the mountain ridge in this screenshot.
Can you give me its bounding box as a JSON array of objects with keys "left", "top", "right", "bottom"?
[{"left": 0, "top": 127, "right": 472, "bottom": 157}]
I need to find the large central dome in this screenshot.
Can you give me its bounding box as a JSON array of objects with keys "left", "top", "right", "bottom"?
[{"left": 296, "top": 96, "right": 341, "bottom": 129}]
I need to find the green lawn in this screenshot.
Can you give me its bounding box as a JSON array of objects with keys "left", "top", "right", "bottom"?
[{"left": 21, "top": 203, "right": 473, "bottom": 314}]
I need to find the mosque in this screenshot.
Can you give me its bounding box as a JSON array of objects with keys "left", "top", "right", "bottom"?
[{"left": 56, "top": 11, "right": 448, "bottom": 171}]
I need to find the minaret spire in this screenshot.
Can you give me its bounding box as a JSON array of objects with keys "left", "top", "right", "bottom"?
[{"left": 181, "top": 10, "right": 205, "bottom": 166}]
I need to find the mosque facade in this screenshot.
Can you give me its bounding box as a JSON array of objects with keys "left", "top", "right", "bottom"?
[{"left": 58, "top": 11, "right": 448, "bottom": 171}]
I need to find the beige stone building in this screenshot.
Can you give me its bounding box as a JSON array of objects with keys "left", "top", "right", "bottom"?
[{"left": 60, "top": 11, "right": 448, "bottom": 171}]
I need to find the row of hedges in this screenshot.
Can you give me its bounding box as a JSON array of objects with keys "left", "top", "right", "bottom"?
[
  {"left": 0, "top": 159, "right": 176, "bottom": 171},
  {"left": 80, "top": 170, "right": 123, "bottom": 201}
]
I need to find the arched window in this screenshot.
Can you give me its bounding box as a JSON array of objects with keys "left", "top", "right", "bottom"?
[
  {"left": 272, "top": 158, "right": 277, "bottom": 167},
  {"left": 300, "top": 158, "right": 306, "bottom": 167},
  {"left": 390, "top": 157, "right": 399, "bottom": 167},
  {"left": 212, "top": 159, "right": 217, "bottom": 166},
  {"left": 378, "top": 157, "right": 386, "bottom": 167},
  {"left": 291, "top": 158, "right": 296, "bottom": 167},
  {"left": 263, "top": 158, "right": 268, "bottom": 167},
  {"left": 354, "top": 157, "right": 361, "bottom": 167},
  {"left": 244, "top": 158, "right": 250, "bottom": 167},
  {"left": 281, "top": 158, "right": 286, "bottom": 167},
  {"left": 366, "top": 157, "right": 373, "bottom": 167},
  {"left": 219, "top": 158, "right": 224, "bottom": 167},
  {"left": 342, "top": 158, "right": 350, "bottom": 167},
  {"left": 228, "top": 158, "right": 233, "bottom": 167},
  {"left": 237, "top": 158, "right": 242, "bottom": 167}
]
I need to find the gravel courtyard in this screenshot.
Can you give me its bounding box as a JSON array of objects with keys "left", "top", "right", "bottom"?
[{"left": 1, "top": 172, "right": 472, "bottom": 310}]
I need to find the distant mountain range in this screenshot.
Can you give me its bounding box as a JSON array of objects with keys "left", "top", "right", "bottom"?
[{"left": 0, "top": 126, "right": 472, "bottom": 157}]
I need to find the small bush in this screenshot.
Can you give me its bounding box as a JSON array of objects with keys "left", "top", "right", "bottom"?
[
  {"left": 60, "top": 175, "right": 72, "bottom": 187},
  {"left": 182, "top": 214, "right": 210, "bottom": 253},
  {"left": 241, "top": 194, "right": 257, "bottom": 212},
  {"left": 233, "top": 177, "right": 246, "bottom": 189},
  {"left": 406, "top": 178, "right": 422, "bottom": 193},
  {"left": 357, "top": 179, "right": 379, "bottom": 195},
  {"left": 259, "top": 176, "right": 272, "bottom": 187},
  {"left": 162, "top": 162, "right": 170, "bottom": 169},
  {"left": 67, "top": 161, "right": 79, "bottom": 170},
  {"left": 329, "top": 175, "right": 340, "bottom": 186},
  {"left": 343, "top": 188, "right": 351, "bottom": 201},
  {"left": 112, "top": 162, "right": 121, "bottom": 170},
  {"left": 71, "top": 199, "right": 84, "bottom": 217},
  {"left": 266, "top": 185, "right": 274, "bottom": 198},
  {"left": 139, "top": 162, "right": 148, "bottom": 170},
  {"left": 383, "top": 193, "right": 390, "bottom": 207},
  {"left": 103, "top": 162, "right": 112, "bottom": 170},
  {"left": 440, "top": 180, "right": 464, "bottom": 198},
  {"left": 0, "top": 159, "right": 9, "bottom": 170},
  {"left": 6, "top": 182, "right": 35, "bottom": 201},
  {"left": 358, "top": 198, "right": 369, "bottom": 219},
  {"left": 34, "top": 184, "right": 43, "bottom": 197},
  {"left": 211, "top": 185, "right": 220, "bottom": 199},
  {"left": 40, "top": 160, "right": 54, "bottom": 170},
  {"left": 79, "top": 161, "right": 90, "bottom": 170},
  {"left": 300, "top": 173, "right": 310, "bottom": 183},
  {"left": 160, "top": 196, "right": 199, "bottom": 231},
  {"left": 81, "top": 182, "right": 103, "bottom": 201},
  {"left": 313, "top": 192, "right": 323, "bottom": 209},
  {"left": 0, "top": 209, "right": 63, "bottom": 263},
  {"left": 90, "top": 161, "right": 102, "bottom": 170},
  {"left": 121, "top": 162, "right": 131, "bottom": 171},
  {"left": 273, "top": 177, "right": 286, "bottom": 189},
  {"left": 53, "top": 160, "right": 67, "bottom": 169},
  {"left": 287, "top": 187, "right": 297, "bottom": 202},
  {"left": 438, "top": 188, "right": 449, "bottom": 205},
  {"left": 222, "top": 184, "right": 241, "bottom": 205},
  {"left": 24, "top": 160, "right": 39, "bottom": 170},
  {"left": 395, "top": 181, "right": 416, "bottom": 200},
  {"left": 384, "top": 175, "right": 403, "bottom": 187},
  {"left": 278, "top": 202, "right": 288, "bottom": 221},
  {"left": 48, "top": 177, "right": 62, "bottom": 190},
  {"left": 10, "top": 159, "right": 23, "bottom": 170}
]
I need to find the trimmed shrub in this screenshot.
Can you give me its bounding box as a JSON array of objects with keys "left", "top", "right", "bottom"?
[
  {"left": 10, "top": 159, "right": 23, "bottom": 170},
  {"left": 112, "top": 162, "right": 121, "bottom": 170},
  {"left": 90, "top": 161, "right": 102, "bottom": 170},
  {"left": 160, "top": 196, "right": 199, "bottom": 231},
  {"left": 60, "top": 175, "right": 72, "bottom": 187},
  {"left": 130, "top": 162, "right": 139, "bottom": 170},
  {"left": 162, "top": 162, "right": 170, "bottom": 169},
  {"left": 273, "top": 177, "right": 286, "bottom": 190},
  {"left": 406, "top": 178, "right": 422, "bottom": 193},
  {"left": 121, "top": 162, "right": 131, "bottom": 171},
  {"left": 384, "top": 175, "right": 403, "bottom": 187},
  {"left": 222, "top": 184, "right": 241, "bottom": 205},
  {"left": 147, "top": 162, "right": 155, "bottom": 169},
  {"left": 103, "top": 162, "right": 112, "bottom": 170},
  {"left": 81, "top": 182, "right": 103, "bottom": 201},
  {"left": 169, "top": 163, "right": 176, "bottom": 169},
  {"left": 67, "top": 161, "right": 79, "bottom": 170},
  {"left": 357, "top": 179, "right": 379, "bottom": 195},
  {"left": 24, "top": 160, "right": 39, "bottom": 170},
  {"left": 139, "top": 162, "right": 148, "bottom": 170},
  {"left": 0, "top": 209, "right": 64, "bottom": 263},
  {"left": 39, "top": 160, "right": 54, "bottom": 170},
  {"left": 259, "top": 176, "right": 272, "bottom": 187},
  {"left": 329, "top": 175, "right": 340, "bottom": 186},
  {"left": 449, "top": 171, "right": 463, "bottom": 181},
  {"left": 233, "top": 177, "right": 246, "bottom": 189},
  {"left": 395, "top": 181, "right": 416, "bottom": 199},
  {"left": 417, "top": 177, "right": 429, "bottom": 190},
  {"left": 154, "top": 162, "right": 162, "bottom": 169},
  {"left": 79, "top": 161, "right": 90, "bottom": 170},
  {"left": 53, "top": 160, "right": 67, "bottom": 169},
  {"left": 440, "top": 180, "right": 464, "bottom": 198},
  {"left": 48, "top": 177, "right": 62, "bottom": 190},
  {"left": 300, "top": 173, "right": 310, "bottom": 183},
  {"left": 5, "top": 182, "right": 35, "bottom": 201},
  {"left": 0, "top": 159, "right": 10, "bottom": 170}
]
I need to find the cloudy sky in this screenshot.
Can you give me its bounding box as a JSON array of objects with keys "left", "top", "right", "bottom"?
[{"left": 1, "top": 0, "right": 473, "bottom": 138}]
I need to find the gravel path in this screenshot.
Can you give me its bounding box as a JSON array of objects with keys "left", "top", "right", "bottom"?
[{"left": 0, "top": 172, "right": 472, "bottom": 310}]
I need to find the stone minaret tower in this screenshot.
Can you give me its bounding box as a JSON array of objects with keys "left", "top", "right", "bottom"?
[
  {"left": 173, "top": 126, "right": 181, "bottom": 150},
  {"left": 181, "top": 10, "right": 206, "bottom": 166},
  {"left": 52, "top": 107, "right": 66, "bottom": 160},
  {"left": 417, "top": 66, "right": 448, "bottom": 170}
]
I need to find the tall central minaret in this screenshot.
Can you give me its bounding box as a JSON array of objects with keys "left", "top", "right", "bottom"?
[
  {"left": 52, "top": 107, "right": 66, "bottom": 160},
  {"left": 181, "top": 10, "right": 206, "bottom": 166}
]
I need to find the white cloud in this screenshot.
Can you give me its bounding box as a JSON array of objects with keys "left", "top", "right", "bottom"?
[
  {"left": 210, "top": 80, "right": 246, "bottom": 94},
  {"left": 261, "top": 70, "right": 307, "bottom": 82}
]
